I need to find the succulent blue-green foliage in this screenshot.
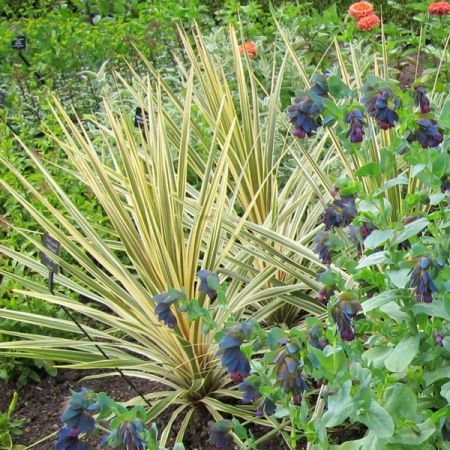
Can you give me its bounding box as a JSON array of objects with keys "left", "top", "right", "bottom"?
[
  {"left": 61, "top": 388, "right": 98, "bottom": 434},
  {"left": 197, "top": 269, "right": 220, "bottom": 300},
  {"left": 362, "top": 85, "right": 399, "bottom": 130},
  {"left": 409, "top": 257, "right": 439, "bottom": 303},
  {"left": 56, "top": 427, "right": 90, "bottom": 450},
  {"left": 208, "top": 420, "right": 234, "bottom": 449}
]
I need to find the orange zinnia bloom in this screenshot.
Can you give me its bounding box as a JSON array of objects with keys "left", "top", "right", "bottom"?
[
  {"left": 348, "top": 1, "right": 374, "bottom": 19},
  {"left": 428, "top": 1, "right": 450, "bottom": 15},
  {"left": 357, "top": 14, "right": 381, "bottom": 31},
  {"left": 239, "top": 42, "right": 257, "bottom": 59}
]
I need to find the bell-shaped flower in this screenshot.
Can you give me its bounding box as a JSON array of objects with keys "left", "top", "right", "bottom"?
[
  {"left": 274, "top": 345, "right": 309, "bottom": 403},
  {"left": 217, "top": 325, "right": 252, "bottom": 381},
  {"left": 409, "top": 257, "right": 438, "bottom": 303},
  {"left": 153, "top": 289, "right": 185, "bottom": 329},
  {"left": 362, "top": 86, "right": 399, "bottom": 130},
  {"left": 414, "top": 86, "right": 431, "bottom": 113},
  {"left": 208, "top": 420, "right": 234, "bottom": 449},
  {"left": 331, "top": 294, "right": 363, "bottom": 341},
  {"left": 197, "top": 269, "right": 220, "bottom": 300},
  {"left": 408, "top": 119, "right": 443, "bottom": 148},
  {"left": 56, "top": 427, "right": 90, "bottom": 450},
  {"left": 61, "top": 388, "right": 97, "bottom": 435},
  {"left": 313, "top": 231, "right": 332, "bottom": 265},
  {"left": 323, "top": 195, "right": 357, "bottom": 230},
  {"left": 345, "top": 109, "right": 365, "bottom": 143}
]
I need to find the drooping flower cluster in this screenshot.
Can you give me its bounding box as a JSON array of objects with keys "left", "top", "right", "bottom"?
[
  {"left": 288, "top": 96, "right": 323, "bottom": 138},
  {"left": 348, "top": 2, "right": 380, "bottom": 31},
  {"left": 56, "top": 427, "right": 89, "bottom": 450},
  {"left": 349, "top": 222, "right": 375, "bottom": 253},
  {"left": 57, "top": 388, "right": 98, "bottom": 450},
  {"left": 414, "top": 86, "right": 431, "bottom": 113},
  {"left": 239, "top": 377, "right": 276, "bottom": 416},
  {"left": 208, "top": 420, "right": 234, "bottom": 449},
  {"left": 197, "top": 269, "right": 220, "bottom": 300},
  {"left": 117, "top": 420, "right": 146, "bottom": 450},
  {"left": 362, "top": 86, "right": 399, "bottom": 130},
  {"left": 217, "top": 324, "right": 252, "bottom": 381},
  {"left": 323, "top": 194, "right": 358, "bottom": 229},
  {"left": 153, "top": 289, "right": 185, "bottom": 329},
  {"left": 345, "top": 109, "right": 365, "bottom": 143},
  {"left": 407, "top": 119, "right": 443, "bottom": 148},
  {"left": 409, "top": 257, "right": 438, "bottom": 303},
  {"left": 331, "top": 294, "right": 363, "bottom": 341},
  {"left": 313, "top": 231, "right": 332, "bottom": 265},
  {"left": 274, "top": 343, "right": 309, "bottom": 404},
  {"left": 317, "top": 285, "right": 335, "bottom": 304},
  {"left": 239, "top": 41, "right": 257, "bottom": 59},
  {"left": 308, "top": 324, "right": 328, "bottom": 350},
  {"left": 428, "top": 1, "right": 450, "bottom": 16}
]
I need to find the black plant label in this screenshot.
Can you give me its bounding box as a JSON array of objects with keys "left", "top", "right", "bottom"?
[
  {"left": 134, "top": 107, "right": 150, "bottom": 129},
  {"left": 11, "top": 36, "right": 26, "bottom": 50},
  {"left": 41, "top": 232, "right": 61, "bottom": 274}
]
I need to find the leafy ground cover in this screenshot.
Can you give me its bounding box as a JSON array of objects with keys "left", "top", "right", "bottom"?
[{"left": 0, "top": 1, "right": 449, "bottom": 449}]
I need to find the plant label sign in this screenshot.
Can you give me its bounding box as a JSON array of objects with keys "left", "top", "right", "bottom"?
[
  {"left": 134, "top": 107, "right": 150, "bottom": 129},
  {"left": 41, "top": 232, "right": 61, "bottom": 274},
  {"left": 11, "top": 36, "right": 26, "bottom": 50}
]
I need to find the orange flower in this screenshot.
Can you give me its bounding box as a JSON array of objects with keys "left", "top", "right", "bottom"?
[
  {"left": 239, "top": 42, "right": 257, "bottom": 59},
  {"left": 428, "top": 1, "right": 450, "bottom": 15},
  {"left": 348, "top": 1, "right": 374, "bottom": 19},
  {"left": 357, "top": 14, "right": 381, "bottom": 31}
]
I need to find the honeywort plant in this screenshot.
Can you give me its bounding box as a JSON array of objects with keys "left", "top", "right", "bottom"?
[
  {"left": 56, "top": 388, "right": 185, "bottom": 450},
  {"left": 202, "top": 22, "right": 450, "bottom": 450}
]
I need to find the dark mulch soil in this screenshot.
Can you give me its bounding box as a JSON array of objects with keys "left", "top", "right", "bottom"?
[{"left": 0, "top": 370, "right": 297, "bottom": 449}]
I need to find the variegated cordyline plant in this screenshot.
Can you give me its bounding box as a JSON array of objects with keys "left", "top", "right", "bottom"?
[{"left": 0, "top": 27, "right": 331, "bottom": 447}]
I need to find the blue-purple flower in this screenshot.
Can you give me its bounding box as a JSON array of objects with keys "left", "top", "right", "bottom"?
[
  {"left": 61, "top": 388, "right": 97, "bottom": 435},
  {"left": 345, "top": 109, "right": 365, "bottom": 143},
  {"left": 414, "top": 86, "right": 431, "bottom": 114},
  {"left": 313, "top": 231, "right": 332, "bottom": 265},
  {"left": 239, "top": 377, "right": 275, "bottom": 416},
  {"left": 274, "top": 345, "right": 309, "bottom": 403},
  {"left": 408, "top": 119, "right": 443, "bottom": 148},
  {"left": 56, "top": 427, "right": 90, "bottom": 450},
  {"left": 331, "top": 294, "right": 363, "bottom": 341},
  {"left": 308, "top": 324, "right": 328, "bottom": 350},
  {"left": 323, "top": 195, "right": 358, "bottom": 229},
  {"left": 208, "top": 420, "right": 234, "bottom": 449},
  {"left": 310, "top": 73, "right": 329, "bottom": 98},
  {"left": 288, "top": 95, "right": 323, "bottom": 139},
  {"left": 362, "top": 86, "right": 399, "bottom": 130},
  {"left": 409, "top": 257, "right": 438, "bottom": 303},
  {"left": 197, "top": 269, "right": 220, "bottom": 300},
  {"left": 117, "top": 419, "right": 145, "bottom": 450},
  {"left": 217, "top": 325, "right": 252, "bottom": 381},
  {"left": 153, "top": 289, "right": 185, "bottom": 329},
  {"left": 317, "top": 286, "right": 335, "bottom": 304}
]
